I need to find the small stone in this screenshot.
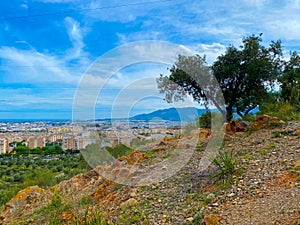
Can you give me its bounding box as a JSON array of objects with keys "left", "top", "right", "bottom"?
[
  {"left": 228, "top": 193, "right": 235, "bottom": 197},
  {"left": 186, "top": 217, "right": 194, "bottom": 222},
  {"left": 120, "top": 198, "right": 138, "bottom": 208},
  {"left": 207, "top": 193, "right": 215, "bottom": 200},
  {"left": 202, "top": 214, "right": 222, "bottom": 225},
  {"left": 130, "top": 191, "right": 137, "bottom": 197}
]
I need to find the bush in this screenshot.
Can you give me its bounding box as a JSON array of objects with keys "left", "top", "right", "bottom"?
[
  {"left": 198, "top": 111, "right": 224, "bottom": 129},
  {"left": 239, "top": 114, "right": 257, "bottom": 123},
  {"left": 107, "top": 144, "right": 133, "bottom": 159},
  {"left": 259, "top": 101, "right": 299, "bottom": 121}
]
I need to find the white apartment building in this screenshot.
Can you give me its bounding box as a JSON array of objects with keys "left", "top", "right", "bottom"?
[{"left": 0, "top": 138, "right": 9, "bottom": 154}]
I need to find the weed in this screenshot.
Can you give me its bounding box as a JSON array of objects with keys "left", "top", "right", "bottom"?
[
  {"left": 35, "top": 189, "right": 71, "bottom": 225},
  {"left": 72, "top": 207, "right": 108, "bottom": 225},
  {"left": 144, "top": 150, "right": 156, "bottom": 158},
  {"left": 120, "top": 207, "right": 150, "bottom": 224},
  {"left": 195, "top": 142, "right": 208, "bottom": 152},
  {"left": 272, "top": 130, "right": 293, "bottom": 138},
  {"left": 259, "top": 148, "right": 268, "bottom": 156},
  {"left": 269, "top": 142, "right": 276, "bottom": 148},
  {"left": 185, "top": 211, "right": 204, "bottom": 225},
  {"left": 212, "top": 151, "right": 236, "bottom": 180}
]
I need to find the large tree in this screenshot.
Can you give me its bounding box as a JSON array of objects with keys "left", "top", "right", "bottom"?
[
  {"left": 157, "top": 35, "right": 283, "bottom": 121},
  {"left": 280, "top": 51, "right": 300, "bottom": 111}
]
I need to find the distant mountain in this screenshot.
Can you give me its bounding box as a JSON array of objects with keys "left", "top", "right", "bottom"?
[{"left": 130, "top": 107, "right": 208, "bottom": 122}]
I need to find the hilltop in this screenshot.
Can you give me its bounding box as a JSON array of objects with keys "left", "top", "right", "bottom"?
[
  {"left": 130, "top": 107, "right": 207, "bottom": 122},
  {"left": 1, "top": 117, "right": 299, "bottom": 225}
]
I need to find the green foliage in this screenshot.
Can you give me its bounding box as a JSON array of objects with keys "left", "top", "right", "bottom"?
[
  {"left": 198, "top": 111, "right": 211, "bottom": 128},
  {"left": 259, "top": 101, "right": 300, "bottom": 121},
  {"left": 198, "top": 111, "right": 224, "bottom": 128},
  {"left": 213, "top": 35, "right": 283, "bottom": 121},
  {"left": 119, "top": 207, "right": 150, "bottom": 225},
  {"left": 272, "top": 130, "right": 293, "bottom": 138},
  {"left": 157, "top": 34, "right": 284, "bottom": 122},
  {"left": 195, "top": 142, "right": 207, "bottom": 152},
  {"left": 0, "top": 154, "right": 90, "bottom": 206},
  {"left": 212, "top": 151, "right": 236, "bottom": 180},
  {"left": 280, "top": 51, "right": 300, "bottom": 111},
  {"left": 36, "top": 189, "right": 71, "bottom": 225},
  {"left": 185, "top": 212, "right": 203, "bottom": 225},
  {"left": 239, "top": 113, "right": 257, "bottom": 123},
  {"left": 106, "top": 144, "right": 134, "bottom": 159},
  {"left": 72, "top": 207, "right": 109, "bottom": 225},
  {"left": 13, "top": 145, "right": 63, "bottom": 156}
]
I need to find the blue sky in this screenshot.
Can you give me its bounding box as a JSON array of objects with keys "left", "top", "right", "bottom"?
[{"left": 0, "top": 0, "right": 299, "bottom": 120}]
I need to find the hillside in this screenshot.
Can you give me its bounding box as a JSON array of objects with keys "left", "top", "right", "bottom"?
[
  {"left": 130, "top": 107, "right": 207, "bottom": 121},
  {"left": 1, "top": 117, "right": 299, "bottom": 224}
]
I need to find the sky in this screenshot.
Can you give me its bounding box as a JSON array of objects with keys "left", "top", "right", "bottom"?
[{"left": 0, "top": 0, "right": 299, "bottom": 120}]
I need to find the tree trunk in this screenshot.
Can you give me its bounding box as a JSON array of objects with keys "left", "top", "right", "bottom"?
[
  {"left": 226, "top": 105, "right": 234, "bottom": 122},
  {"left": 236, "top": 109, "right": 244, "bottom": 118}
]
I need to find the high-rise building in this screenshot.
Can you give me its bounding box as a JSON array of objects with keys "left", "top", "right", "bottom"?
[
  {"left": 28, "top": 137, "right": 45, "bottom": 149},
  {"left": 0, "top": 138, "right": 9, "bottom": 154},
  {"left": 62, "top": 137, "right": 73, "bottom": 150},
  {"left": 62, "top": 137, "right": 85, "bottom": 150}
]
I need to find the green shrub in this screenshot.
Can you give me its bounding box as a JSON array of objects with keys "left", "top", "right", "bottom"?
[
  {"left": 259, "top": 101, "right": 298, "bottom": 121},
  {"left": 107, "top": 144, "right": 133, "bottom": 159},
  {"left": 72, "top": 207, "right": 108, "bottom": 225},
  {"left": 212, "top": 151, "right": 236, "bottom": 180},
  {"left": 36, "top": 189, "right": 71, "bottom": 225},
  {"left": 239, "top": 114, "right": 257, "bottom": 123},
  {"left": 185, "top": 211, "right": 203, "bottom": 225},
  {"left": 198, "top": 111, "right": 223, "bottom": 129}
]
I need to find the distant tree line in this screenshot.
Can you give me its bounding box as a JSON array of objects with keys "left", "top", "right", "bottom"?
[{"left": 1, "top": 144, "right": 81, "bottom": 157}]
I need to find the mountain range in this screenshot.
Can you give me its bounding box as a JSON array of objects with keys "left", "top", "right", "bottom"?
[{"left": 130, "top": 107, "right": 208, "bottom": 122}]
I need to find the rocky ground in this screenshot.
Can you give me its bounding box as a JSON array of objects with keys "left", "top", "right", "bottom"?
[{"left": 1, "top": 118, "right": 300, "bottom": 225}]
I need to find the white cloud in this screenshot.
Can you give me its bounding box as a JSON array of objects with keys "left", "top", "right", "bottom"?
[
  {"left": 0, "top": 17, "right": 90, "bottom": 85},
  {"left": 116, "top": 31, "right": 162, "bottom": 45},
  {"left": 86, "top": 0, "right": 163, "bottom": 23},
  {"left": 20, "top": 4, "right": 29, "bottom": 9},
  {"left": 64, "top": 17, "right": 89, "bottom": 63},
  {"left": 266, "top": 19, "right": 300, "bottom": 40},
  {"left": 0, "top": 46, "right": 79, "bottom": 83},
  {"left": 0, "top": 88, "right": 74, "bottom": 109},
  {"left": 191, "top": 43, "right": 226, "bottom": 64}
]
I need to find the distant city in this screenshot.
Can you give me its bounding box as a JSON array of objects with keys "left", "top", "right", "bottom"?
[
  {"left": 0, "top": 107, "right": 203, "bottom": 154},
  {"left": 0, "top": 120, "right": 184, "bottom": 154}
]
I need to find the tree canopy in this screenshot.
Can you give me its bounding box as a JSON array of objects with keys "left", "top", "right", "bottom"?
[
  {"left": 280, "top": 51, "right": 300, "bottom": 111},
  {"left": 157, "top": 35, "right": 285, "bottom": 122}
]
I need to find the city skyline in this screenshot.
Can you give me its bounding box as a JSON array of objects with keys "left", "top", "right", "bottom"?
[{"left": 0, "top": 0, "right": 300, "bottom": 119}]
